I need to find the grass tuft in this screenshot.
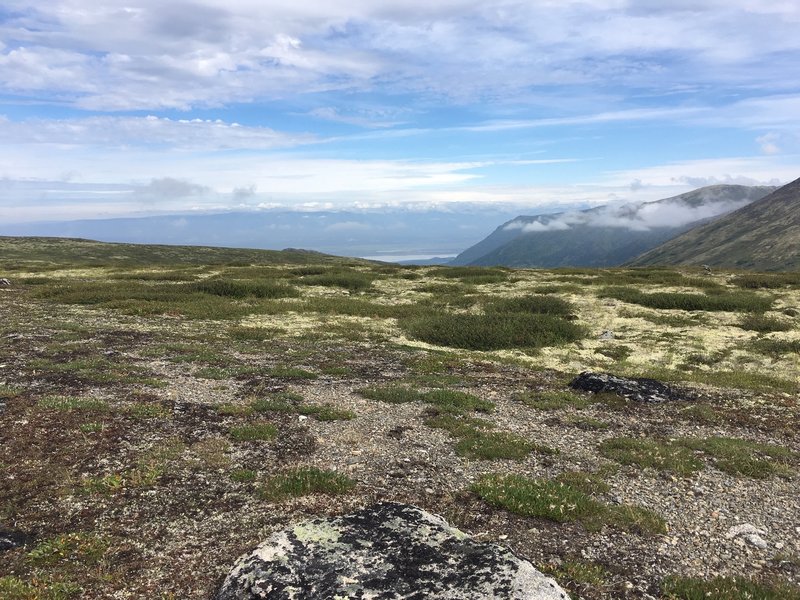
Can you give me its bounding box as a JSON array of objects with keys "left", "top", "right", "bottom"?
[
  {"left": 259, "top": 466, "right": 354, "bottom": 501},
  {"left": 662, "top": 575, "right": 800, "bottom": 599}
]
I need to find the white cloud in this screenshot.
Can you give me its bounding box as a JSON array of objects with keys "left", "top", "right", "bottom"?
[
  {"left": 2, "top": 1, "right": 800, "bottom": 109},
  {"left": 756, "top": 132, "right": 782, "bottom": 155},
  {"left": 0, "top": 115, "right": 317, "bottom": 151}
]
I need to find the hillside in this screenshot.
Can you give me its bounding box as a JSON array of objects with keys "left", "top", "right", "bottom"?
[
  {"left": 0, "top": 236, "right": 367, "bottom": 269},
  {"left": 450, "top": 185, "right": 774, "bottom": 268},
  {"left": 2, "top": 237, "right": 799, "bottom": 599},
  {"left": 629, "top": 177, "right": 800, "bottom": 271}
]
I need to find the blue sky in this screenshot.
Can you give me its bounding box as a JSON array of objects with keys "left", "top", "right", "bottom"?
[{"left": 1, "top": 0, "right": 799, "bottom": 223}]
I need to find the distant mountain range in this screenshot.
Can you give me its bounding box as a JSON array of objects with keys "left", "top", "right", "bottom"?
[
  {"left": 0, "top": 207, "right": 524, "bottom": 261},
  {"left": 450, "top": 185, "right": 776, "bottom": 268},
  {"left": 629, "top": 177, "right": 800, "bottom": 271}
]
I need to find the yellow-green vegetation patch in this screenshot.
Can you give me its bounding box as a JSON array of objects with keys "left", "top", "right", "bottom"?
[
  {"left": 80, "top": 441, "right": 184, "bottom": 494},
  {"left": 27, "top": 532, "right": 108, "bottom": 568},
  {"left": 515, "top": 389, "right": 593, "bottom": 410},
  {"left": 259, "top": 466, "right": 355, "bottom": 501},
  {"left": 677, "top": 403, "right": 724, "bottom": 425},
  {"left": 37, "top": 395, "right": 110, "bottom": 412},
  {"left": 252, "top": 392, "right": 355, "bottom": 421},
  {"left": 188, "top": 437, "right": 230, "bottom": 470},
  {"left": 676, "top": 436, "right": 796, "bottom": 479},
  {"left": 599, "top": 437, "right": 703, "bottom": 476},
  {"left": 356, "top": 384, "right": 424, "bottom": 404},
  {"left": 423, "top": 389, "right": 495, "bottom": 414},
  {"left": 29, "top": 355, "right": 158, "bottom": 386},
  {"left": 356, "top": 384, "right": 494, "bottom": 414},
  {"left": 230, "top": 469, "right": 257, "bottom": 483},
  {"left": 425, "top": 413, "right": 551, "bottom": 461},
  {"left": 0, "top": 384, "right": 22, "bottom": 399},
  {"left": 540, "top": 559, "right": 610, "bottom": 587},
  {"left": 472, "top": 473, "right": 665, "bottom": 534},
  {"left": 124, "top": 402, "right": 170, "bottom": 419},
  {"left": 0, "top": 576, "right": 82, "bottom": 599},
  {"left": 662, "top": 575, "right": 800, "bottom": 599},
  {"left": 601, "top": 436, "right": 796, "bottom": 479}
]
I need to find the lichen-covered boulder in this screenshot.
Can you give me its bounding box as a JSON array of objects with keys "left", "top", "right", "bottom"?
[
  {"left": 570, "top": 371, "right": 687, "bottom": 403},
  {"left": 214, "top": 502, "right": 570, "bottom": 599}
]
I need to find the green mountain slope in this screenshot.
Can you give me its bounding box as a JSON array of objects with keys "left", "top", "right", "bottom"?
[
  {"left": 450, "top": 185, "right": 774, "bottom": 268},
  {"left": 628, "top": 177, "right": 800, "bottom": 271}
]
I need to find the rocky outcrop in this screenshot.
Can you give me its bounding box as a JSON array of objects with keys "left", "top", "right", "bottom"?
[
  {"left": 570, "top": 371, "right": 687, "bottom": 403},
  {"left": 214, "top": 502, "right": 570, "bottom": 599},
  {"left": 0, "top": 528, "right": 32, "bottom": 551}
]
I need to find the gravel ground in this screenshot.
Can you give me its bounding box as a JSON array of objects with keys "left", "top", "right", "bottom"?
[{"left": 1, "top": 284, "right": 799, "bottom": 600}]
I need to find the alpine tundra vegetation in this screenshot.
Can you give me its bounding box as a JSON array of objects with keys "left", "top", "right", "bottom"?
[{"left": 0, "top": 237, "right": 799, "bottom": 599}]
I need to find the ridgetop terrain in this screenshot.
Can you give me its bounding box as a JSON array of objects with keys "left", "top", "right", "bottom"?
[{"left": 1, "top": 237, "right": 799, "bottom": 599}]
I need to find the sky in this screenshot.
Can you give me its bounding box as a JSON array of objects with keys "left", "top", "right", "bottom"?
[{"left": 1, "top": 0, "right": 800, "bottom": 225}]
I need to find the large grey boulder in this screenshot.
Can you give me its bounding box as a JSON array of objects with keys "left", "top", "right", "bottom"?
[
  {"left": 570, "top": 371, "right": 687, "bottom": 403},
  {"left": 214, "top": 502, "right": 570, "bottom": 599}
]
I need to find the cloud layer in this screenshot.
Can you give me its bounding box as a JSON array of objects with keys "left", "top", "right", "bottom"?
[{"left": 2, "top": 1, "right": 800, "bottom": 110}]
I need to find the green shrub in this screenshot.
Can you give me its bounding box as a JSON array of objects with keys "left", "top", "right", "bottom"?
[
  {"left": 732, "top": 273, "right": 800, "bottom": 289},
  {"left": 750, "top": 338, "right": 800, "bottom": 357},
  {"left": 737, "top": 314, "right": 793, "bottom": 333},
  {"left": 400, "top": 312, "right": 585, "bottom": 351},
  {"left": 192, "top": 278, "right": 299, "bottom": 299},
  {"left": 599, "top": 287, "right": 772, "bottom": 313}
]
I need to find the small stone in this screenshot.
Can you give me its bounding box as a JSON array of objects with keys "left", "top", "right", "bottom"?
[
  {"left": 775, "top": 542, "right": 785, "bottom": 550},
  {"left": 599, "top": 330, "right": 615, "bottom": 340}
]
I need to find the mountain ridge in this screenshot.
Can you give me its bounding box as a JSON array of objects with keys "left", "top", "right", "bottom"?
[
  {"left": 628, "top": 177, "right": 800, "bottom": 271},
  {"left": 450, "top": 185, "right": 775, "bottom": 268}
]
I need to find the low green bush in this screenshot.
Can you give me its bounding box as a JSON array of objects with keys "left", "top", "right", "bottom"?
[
  {"left": 599, "top": 286, "right": 772, "bottom": 313},
  {"left": 399, "top": 312, "right": 585, "bottom": 351}
]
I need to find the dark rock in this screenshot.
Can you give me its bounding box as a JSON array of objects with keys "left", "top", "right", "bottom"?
[
  {"left": 0, "top": 528, "right": 32, "bottom": 551},
  {"left": 214, "top": 501, "right": 570, "bottom": 599},
  {"left": 569, "top": 371, "right": 686, "bottom": 403}
]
